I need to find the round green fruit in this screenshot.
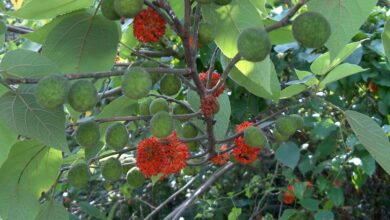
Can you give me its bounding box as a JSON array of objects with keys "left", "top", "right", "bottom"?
[
  {"left": 213, "top": 0, "right": 232, "bottom": 5},
  {"left": 237, "top": 28, "right": 272, "bottom": 62},
  {"left": 68, "top": 80, "right": 98, "bottom": 112},
  {"left": 195, "top": 0, "right": 213, "bottom": 3},
  {"left": 101, "top": 158, "right": 123, "bottom": 181},
  {"left": 121, "top": 67, "right": 152, "bottom": 100},
  {"left": 182, "top": 123, "right": 198, "bottom": 138},
  {"left": 76, "top": 121, "right": 100, "bottom": 148},
  {"left": 274, "top": 130, "right": 289, "bottom": 143},
  {"left": 149, "top": 98, "right": 169, "bottom": 115},
  {"left": 101, "top": 0, "right": 120, "bottom": 20},
  {"left": 150, "top": 111, "right": 173, "bottom": 138},
  {"left": 187, "top": 141, "right": 199, "bottom": 151},
  {"left": 113, "top": 0, "right": 143, "bottom": 18},
  {"left": 244, "top": 126, "right": 267, "bottom": 148},
  {"left": 198, "top": 22, "right": 216, "bottom": 44},
  {"left": 160, "top": 75, "right": 181, "bottom": 96},
  {"left": 126, "top": 167, "right": 145, "bottom": 188},
  {"left": 275, "top": 116, "right": 297, "bottom": 137},
  {"left": 68, "top": 162, "right": 90, "bottom": 188},
  {"left": 290, "top": 114, "right": 304, "bottom": 129},
  {"left": 173, "top": 103, "right": 193, "bottom": 121},
  {"left": 292, "top": 12, "right": 331, "bottom": 48},
  {"left": 141, "top": 61, "right": 162, "bottom": 84},
  {"left": 35, "top": 75, "right": 69, "bottom": 109},
  {"left": 105, "top": 122, "right": 129, "bottom": 151},
  {"left": 139, "top": 97, "right": 153, "bottom": 116}
]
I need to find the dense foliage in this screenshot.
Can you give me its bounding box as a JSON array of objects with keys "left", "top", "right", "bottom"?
[{"left": 0, "top": 0, "right": 389, "bottom": 220}]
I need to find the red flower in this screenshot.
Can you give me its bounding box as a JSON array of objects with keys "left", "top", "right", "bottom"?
[
  {"left": 211, "top": 144, "right": 229, "bottom": 165},
  {"left": 200, "top": 95, "right": 219, "bottom": 117},
  {"left": 160, "top": 132, "right": 190, "bottom": 175},
  {"left": 283, "top": 184, "right": 295, "bottom": 205},
  {"left": 136, "top": 136, "right": 166, "bottom": 177},
  {"left": 136, "top": 132, "right": 189, "bottom": 178},
  {"left": 232, "top": 121, "right": 261, "bottom": 164},
  {"left": 133, "top": 8, "right": 166, "bottom": 43},
  {"left": 199, "top": 71, "right": 225, "bottom": 97}
]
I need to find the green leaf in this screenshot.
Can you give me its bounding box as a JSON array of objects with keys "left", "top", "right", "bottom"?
[
  {"left": 345, "top": 110, "right": 390, "bottom": 175},
  {"left": 264, "top": 19, "right": 295, "bottom": 45},
  {"left": 327, "top": 187, "right": 344, "bottom": 207},
  {"left": 0, "top": 140, "right": 62, "bottom": 220},
  {"left": 280, "top": 84, "right": 307, "bottom": 99},
  {"left": 35, "top": 200, "right": 69, "bottom": 220},
  {"left": 221, "top": 55, "right": 280, "bottom": 100},
  {"left": 314, "top": 211, "right": 334, "bottom": 220},
  {"left": 23, "top": 16, "right": 66, "bottom": 44},
  {"left": 293, "top": 182, "right": 307, "bottom": 200},
  {"left": 295, "top": 69, "right": 319, "bottom": 86},
  {"left": 0, "top": 49, "right": 61, "bottom": 79},
  {"left": 151, "top": 173, "right": 163, "bottom": 186},
  {"left": 79, "top": 202, "right": 106, "bottom": 219},
  {"left": 7, "top": 0, "right": 94, "bottom": 19},
  {"left": 300, "top": 198, "right": 320, "bottom": 211},
  {"left": 169, "top": 0, "right": 184, "bottom": 20},
  {"left": 0, "top": 119, "right": 17, "bottom": 167},
  {"left": 382, "top": 19, "right": 390, "bottom": 59},
  {"left": 280, "top": 209, "right": 297, "bottom": 220},
  {"left": 308, "top": 0, "right": 376, "bottom": 59},
  {"left": 203, "top": 0, "right": 281, "bottom": 100},
  {"left": 275, "top": 142, "right": 300, "bottom": 169},
  {"left": 0, "top": 86, "right": 68, "bottom": 152},
  {"left": 228, "top": 207, "right": 241, "bottom": 220},
  {"left": 319, "top": 63, "right": 366, "bottom": 88},
  {"left": 119, "top": 25, "right": 138, "bottom": 58},
  {"left": 42, "top": 11, "right": 120, "bottom": 73},
  {"left": 310, "top": 41, "right": 362, "bottom": 75}
]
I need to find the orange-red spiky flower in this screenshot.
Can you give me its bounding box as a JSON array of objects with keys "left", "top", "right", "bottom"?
[
  {"left": 133, "top": 7, "right": 166, "bottom": 43},
  {"left": 211, "top": 144, "right": 229, "bottom": 165},
  {"left": 160, "top": 132, "right": 190, "bottom": 175},
  {"left": 283, "top": 185, "right": 295, "bottom": 205},
  {"left": 136, "top": 136, "right": 166, "bottom": 177},
  {"left": 200, "top": 95, "right": 219, "bottom": 117},
  {"left": 199, "top": 71, "right": 225, "bottom": 97},
  {"left": 233, "top": 121, "right": 261, "bottom": 164}
]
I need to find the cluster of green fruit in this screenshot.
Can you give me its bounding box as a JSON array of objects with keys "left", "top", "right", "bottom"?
[
  {"left": 273, "top": 114, "right": 304, "bottom": 142},
  {"left": 236, "top": 11, "right": 331, "bottom": 63},
  {"left": 195, "top": 0, "right": 232, "bottom": 6},
  {"left": 101, "top": 0, "right": 144, "bottom": 20},
  {"left": 34, "top": 76, "right": 98, "bottom": 112},
  {"left": 67, "top": 159, "right": 145, "bottom": 189},
  {"left": 243, "top": 126, "right": 268, "bottom": 148}
]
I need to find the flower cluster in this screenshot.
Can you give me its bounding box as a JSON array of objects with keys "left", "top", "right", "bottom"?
[
  {"left": 233, "top": 121, "right": 261, "bottom": 164},
  {"left": 200, "top": 95, "right": 219, "bottom": 117},
  {"left": 283, "top": 185, "right": 295, "bottom": 205},
  {"left": 133, "top": 8, "right": 166, "bottom": 43},
  {"left": 136, "top": 132, "right": 190, "bottom": 177},
  {"left": 199, "top": 71, "right": 225, "bottom": 97},
  {"left": 211, "top": 144, "right": 230, "bottom": 165}
]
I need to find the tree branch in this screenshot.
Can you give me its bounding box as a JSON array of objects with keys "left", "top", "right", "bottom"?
[{"left": 265, "top": 0, "right": 307, "bottom": 32}]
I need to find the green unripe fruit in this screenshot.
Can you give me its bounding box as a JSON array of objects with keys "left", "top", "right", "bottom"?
[
  {"left": 68, "top": 80, "right": 98, "bottom": 112},
  {"left": 113, "top": 0, "right": 143, "bottom": 18},
  {"left": 141, "top": 61, "right": 162, "bottom": 84},
  {"left": 105, "top": 122, "right": 129, "bottom": 151},
  {"left": 195, "top": 0, "right": 213, "bottom": 3},
  {"left": 160, "top": 75, "right": 181, "bottom": 96},
  {"left": 198, "top": 22, "right": 216, "bottom": 44},
  {"left": 121, "top": 67, "right": 152, "bottom": 100},
  {"left": 150, "top": 111, "right": 173, "bottom": 138},
  {"left": 68, "top": 162, "right": 90, "bottom": 188},
  {"left": 237, "top": 28, "right": 272, "bottom": 62},
  {"left": 213, "top": 0, "right": 232, "bottom": 5},
  {"left": 76, "top": 121, "right": 100, "bottom": 148},
  {"left": 173, "top": 103, "right": 193, "bottom": 122},
  {"left": 101, "top": 158, "right": 123, "bottom": 181},
  {"left": 275, "top": 116, "right": 297, "bottom": 137},
  {"left": 35, "top": 75, "right": 69, "bottom": 109},
  {"left": 243, "top": 126, "right": 267, "bottom": 148},
  {"left": 290, "top": 114, "right": 304, "bottom": 129},
  {"left": 274, "top": 130, "right": 289, "bottom": 143},
  {"left": 101, "top": 0, "right": 120, "bottom": 20},
  {"left": 182, "top": 123, "right": 198, "bottom": 138},
  {"left": 292, "top": 12, "right": 331, "bottom": 48},
  {"left": 149, "top": 98, "right": 169, "bottom": 114},
  {"left": 126, "top": 167, "right": 145, "bottom": 188},
  {"left": 139, "top": 98, "right": 153, "bottom": 116}
]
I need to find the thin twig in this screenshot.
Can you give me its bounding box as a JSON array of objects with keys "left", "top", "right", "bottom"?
[{"left": 265, "top": 0, "right": 307, "bottom": 32}]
